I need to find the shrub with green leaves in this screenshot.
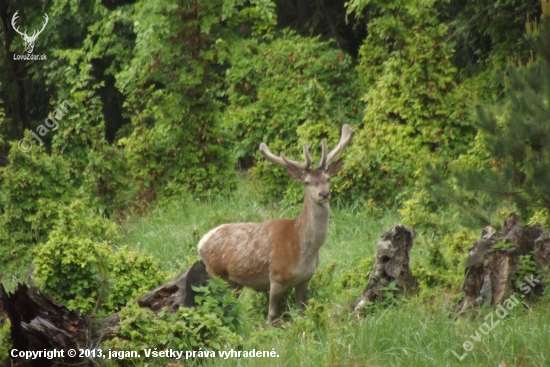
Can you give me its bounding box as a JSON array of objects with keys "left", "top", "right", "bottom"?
[
  {"left": 411, "top": 230, "right": 473, "bottom": 293},
  {"left": 224, "top": 31, "right": 363, "bottom": 203},
  {"left": 80, "top": 141, "right": 136, "bottom": 216},
  {"left": 0, "top": 141, "right": 74, "bottom": 273},
  {"left": 34, "top": 237, "right": 166, "bottom": 315},
  {"left": 33, "top": 200, "right": 166, "bottom": 315},
  {"left": 103, "top": 277, "right": 243, "bottom": 364},
  {"left": 435, "top": 16, "right": 550, "bottom": 223},
  {"left": 0, "top": 319, "right": 10, "bottom": 364},
  {"left": 344, "top": 0, "right": 474, "bottom": 204},
  {"left": 116, "top": 0, "right": 278, "bottom": 198},
  {"left": 336, "top": 256, "right": 374, "bottom": 292}
]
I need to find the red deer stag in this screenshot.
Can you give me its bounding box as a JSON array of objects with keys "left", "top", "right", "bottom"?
[{"left": 198, "top": 125, "right": 354, "bottom": 323}]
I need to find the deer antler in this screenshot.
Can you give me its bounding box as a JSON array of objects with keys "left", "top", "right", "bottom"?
[
  {"left": 259, "top": 143, "right": 312, "bottom": 171},
  {"left": 11, "top": 11, "right": 48, "bottom": 41},
  {"left": 31, "top": 13, "right": 49, "bottom": 41},
  {"left": 318, "top": 124, "right": 355, "bottom": 170},
  {"left": 11, "top": 11, "right": 27, "bottom": 38}
]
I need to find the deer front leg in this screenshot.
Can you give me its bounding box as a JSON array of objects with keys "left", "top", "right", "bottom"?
[
  {"left": 268, "top": 281, "right": 286, "bottom": 323},
  {"left": 295, "top": 280, "right": 309, "bottom": 313}
]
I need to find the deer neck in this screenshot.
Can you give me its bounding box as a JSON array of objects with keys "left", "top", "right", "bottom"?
[{"left": 295, "top": 193, "right": 330, "bottom": 258}]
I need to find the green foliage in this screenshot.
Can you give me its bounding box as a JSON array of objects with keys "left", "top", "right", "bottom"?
[
  {"left": 434, "top": 16, "right": 550, "bottom": 223},
  {"left": 0, "top": 319, "right": 10, "bottom": 363},
  {"left": 289, "top": 298, "right": 329, "bottom": 334},
  {"left": 411, "top": 229, "right": 473, "bottom": 291},
  {"left": 0, "top": 141, "right": 74, "bottom": 273},
  {"left": 307, "top": 261, "right": 338, "bottom": 301},
  {"left": 368, "top": 281, "right": 405, "bottom": 312},
  {"left": 223, "top": 31, "right": 363, "bottom": 203},
  {"left": 104, "top": 277, "right": 243, "bottom": 362},
  {"left": 117, "top": 0, "right": 279, "bottom": 198},
  {"left": 445, "top": 0, "right": 540, "bottom": 73},
  {"left": 493, "top": 240, "right": 516, "bottom": 249},
  {"left": 528, "top": 208, "right": 550, "bottom": 227},
  {"left": 516, "top": 254, "right": 537, "bottom": 289},
  {"left": 345, "top": 0, "right": 474, "bottom": 203},
  {"left": 44, "top": 3, "right": 137, "bottom": 214},
  {"left": 80, "top": 140, "right": 136, "bottom": 216},
  {"left": 336, "top": 256, "right": 374, "bottom": 291},
  {"left": 33, "top": 200, "right": 166, "bottom": 315}
]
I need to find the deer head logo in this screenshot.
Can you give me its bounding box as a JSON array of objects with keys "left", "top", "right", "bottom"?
[{"left": 11, "top": 11, "right": 49, "bottom": 54}]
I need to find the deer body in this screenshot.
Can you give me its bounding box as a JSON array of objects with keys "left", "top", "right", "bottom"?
[
  {"left": 199, "top": 196, "right": 328, "bottom": 291},
  {"left": 198, "top": 125, "right": 354, "bottom": 322}
]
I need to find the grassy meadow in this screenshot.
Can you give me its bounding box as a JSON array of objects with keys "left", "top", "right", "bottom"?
[{"left": 103, "top": 178, "right": 550, "bottom": 367}]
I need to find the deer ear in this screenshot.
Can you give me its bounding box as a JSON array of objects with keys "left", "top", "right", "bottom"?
[
  {"left": 326, "top": 158, "right": 343, "bottom": 177},
  {"left": 286, "top": 165, "right": 304, "bottom": 182}
]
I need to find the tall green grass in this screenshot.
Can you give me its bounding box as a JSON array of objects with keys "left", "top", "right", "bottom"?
[{"left": 202, "top": 299, "right": 550, "bottom": 367}]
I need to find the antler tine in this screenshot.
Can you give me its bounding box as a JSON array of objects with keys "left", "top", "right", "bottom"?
[
  {"left": 280, "top": 143, "right": 312, "bottom": 170},
  {"left": 30, "top": 13, "right": 48, "bottom": 40},
  {"left": 303, "top": 143, "right": 312, "bottom": 170},
  {"left": 316, "top": 139, "right": 327, "bottom": 170},
  {"left": 259, "top": 143, "right": 287, "bottom": 166},
  {"left": 325, "top": 124, "right": 355, "bottom": 167},
  {"left": 11, "top": 11, "right": 27, "bottom": 37},
  {"left": 38, "top": 13, "right": 48, "bottom": 33},
  {"left": 259, "top": 143, "right": 311, "bottom": 170}
]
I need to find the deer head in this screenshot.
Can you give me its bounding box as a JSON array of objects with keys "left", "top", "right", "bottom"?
[
  {"left": 12, "top": 11, "right": 49, "bottom": 54},
  {"left": 259, "top": 125, "right": 355, "bottom": 204}
]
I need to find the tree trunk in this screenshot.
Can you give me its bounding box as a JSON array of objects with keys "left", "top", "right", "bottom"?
[
  {"left": 354, "top": 225, "right": 419, "bottom": 313},
  {"left": 0, "top": 261, "right": 210, "bottom": 367},
  {"left": 456, "top": 212, "right": 549, "bottom": 316}
]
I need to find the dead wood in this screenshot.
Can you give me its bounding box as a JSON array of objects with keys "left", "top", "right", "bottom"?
[
  {"left": 457, "top": 213, "right": 549, "bottom": 316},
  {"left": 354, "top": 225, "right": 419, "bottom": 312},
  {"left": 0, "top": 260, "right": 210, "bottom": 366}
]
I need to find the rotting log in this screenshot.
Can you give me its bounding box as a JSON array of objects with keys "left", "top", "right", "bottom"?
[
  {"left": 0, "top": 260, "right": 210, "bottom": 367},
  {"left": 456, "top": 212, "right": 549, "bottom": 316},
  {"left": 0, "top": 283, "right": 90, "bottom": 367},
  {"left": 354, "top": 225, "right": 419, "bottom": 312}
]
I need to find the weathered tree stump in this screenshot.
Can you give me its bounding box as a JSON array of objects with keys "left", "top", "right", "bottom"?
[
  {"left": 0, "top": 260, "right": 210, "bottom": 367},
  {"left": 0, "top": 283, "right": 90, "bottom": 367},
  {"left": 354, "top": 225, "right": 419, "bottom": 312},
  {"left": 456, "top": 213, "right": 549, "bottom": 315}
]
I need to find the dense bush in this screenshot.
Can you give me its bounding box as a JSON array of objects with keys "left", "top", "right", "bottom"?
[
  {"left": 116, "top": 0, "right": 278, "bottom": 198},
  {"left": 103, "top": 277, "right": 244, "bottom": 364},
  {"left": 33, "top": 200, "right": 167, "bottom": 315},
  {"left": 343, "top": 0, "right": 475, "bottom": 204},
  {"left": 224, "top": 31, "right": 363, "bottom": 203},
  {"left": 0, "top": 142, "right": 74, "bottom": 273},
  {"left": 423, "top": 12, "right": 550, "bottom": 227}
]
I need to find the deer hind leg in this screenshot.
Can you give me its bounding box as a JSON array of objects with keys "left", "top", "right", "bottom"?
[
  {"left": 267, "top": 281, "right": 286, "bottom": 324},
  {"left": 295, "top": 280, "right": 310, "bottom": 313}
]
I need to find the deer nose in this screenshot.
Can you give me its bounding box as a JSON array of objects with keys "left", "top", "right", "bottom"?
[{"left": 319, "top": 191, "right": 330, "bottom": 200}]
